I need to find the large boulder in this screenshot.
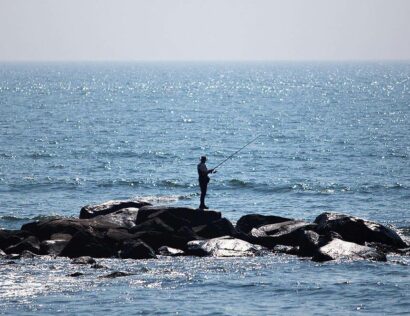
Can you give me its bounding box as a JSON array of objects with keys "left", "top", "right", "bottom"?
[
  {"left": 193, "top": 218, "right": 238, "bottom": 239},
  {"left": 136, "top": 206, "right": 221, "bottom": 227},
  {"left": 250, "top": 220, "right": 316, "bottom": 248},
  {"left": 59, "top": 229, "right": 117, "bottom": 258},
  {"left": 79, "top": 200, "right": 151, "bottom": 219},
  {"left": 21, "top": 218, "right": 121, "bottom": 241},
  {"left": 236, "top": 214, "right": 292, "bottom": 234},
  {"left": 314, "top": 212, "right": 407, "bottom": 249},
  {"left": 186, "top": 236, "right": 264, "bottom": 257},
  {"left": 313, "top": 238, "right": 387, "bottom": 262}
]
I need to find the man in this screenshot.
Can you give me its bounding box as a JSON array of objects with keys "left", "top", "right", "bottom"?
[{"left": 197, "top": 156, "right": 216, "bottom": 209}]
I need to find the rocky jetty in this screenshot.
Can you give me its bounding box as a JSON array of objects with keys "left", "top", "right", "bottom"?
[{"left": 0, "top": 200, "right": 408, "bottom": 262}]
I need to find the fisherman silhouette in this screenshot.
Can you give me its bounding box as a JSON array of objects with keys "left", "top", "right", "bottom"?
[{"left": 197, "top": 156, "right": 216, "bottom": 210}]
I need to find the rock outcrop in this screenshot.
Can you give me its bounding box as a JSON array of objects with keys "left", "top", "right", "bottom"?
[{"left": 0, "top": 200, "right": 408, "bottom": 263}]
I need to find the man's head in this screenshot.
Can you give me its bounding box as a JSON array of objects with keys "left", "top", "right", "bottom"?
[{"left": 200, "top": 156, "right": 207, "bottom": 163}]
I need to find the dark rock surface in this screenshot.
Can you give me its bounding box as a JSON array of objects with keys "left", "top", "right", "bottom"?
[
  {"left": 119, "top": 240, "right": 157, "bottom": 259},
  {"left": 0, "top": 229, "right": 32, "bottom": 250},
  {"left": 250, "top": 220, "right": 316, "bottom": 248},
  {"left": 236, "top": 214, "right": 292, "bottom": 234},
  {"left": 40, "top": 239, "right": 70, "bottom": 256},
  {"left": 5, "top": 236, "right": 41, "bottom": 255},
  {"left": 79, "top": 200, "right": 151, "bottom": 219},
  {"left": 314, "top": 212, "right": 408, "bottom": 248}
]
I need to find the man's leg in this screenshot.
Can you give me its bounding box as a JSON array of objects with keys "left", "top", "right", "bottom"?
[{"left": 199, "top": 181, "right": 207, "bottom": 208}]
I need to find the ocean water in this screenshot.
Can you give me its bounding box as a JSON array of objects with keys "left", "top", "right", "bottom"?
[{"left": 0, "top": 62, "right": 409, "bottom": 315}]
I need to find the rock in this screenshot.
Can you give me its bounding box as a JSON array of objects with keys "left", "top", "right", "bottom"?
[
  {"left": 129, "top": 217, "right": 176, "bottom": 235},
  {"left": 91, "top": 263, "right": 107, "bottom": 269},
  {"left": 61, "top": 229, "right": 116, "bottom": 258},
  {"left": 99, "top": 271, "right": 134, "bottom": 278},
  {"left": 296, "top": 230, "right": 321, "bottom": 257},
  {"left": 193, "top": 218, "right": 237, "bottom": 239},
  {"left": 50, "top": 233, "right": 72, "bottom": 241},
  {"left": 236, "top": 214, "right": 292, "bottom": 234},
  {"left": 79, "top": 200, "right": 151, "bottom": 219},
  {"left": 132, "top": 228, "right": 198, "bottom": 251},
  {"left": 95, "top": 208, "right": 140, "bottom": 228},
  {"left": 157, "top": 246, "right": 185, "bottom": 256},
  {"left": 250, "top": 220, "right": 316, "bottom": 248},
  {"left": 5, "top": 236, "right": 41, "bottom": 255},
  {"left": 19, "top": 250, "right": 39, "bottom": 259},
  {"left": 69, "top": 272, "right": 84, "bottom": 277},
  {"left": 186, "top": 236, "right": 264, "bottom": 257},
  {"left": 136, "top": 206, "right": 221, "bottom": 227},
  {"left": 313, "top": 238, "right": 387, "bottom": 262},
  {"left": 21, "top": 218, "right": 121, "bottom": 241},
  {"left": 118, "top": 240, "right": 157, "bottom": 259},
  {"left": 314, "top": 212, "right": 407, "bottom": 248},
  {"left": 71, "top": 256, "right": 96, "bottom": 264},
  {"left": 40, "top": 239, "right": 70, "bottom": 256},
  {"left": 0, "top": 249, "right": 6, "bottom": 258},
  {"left": 0, "top": 229, "right": 31, "bottom": 250}
]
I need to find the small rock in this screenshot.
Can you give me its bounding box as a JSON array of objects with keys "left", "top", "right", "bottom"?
[
  {"left": 71, "top": 256, "right": 96, "bottom": 264},
  {"left": 90, "top": 263, "right": 107, "bottom": 269},
  {"left": 157, "top": 246, "right": 185, "bottom": 256},
  {"left": 69, "top": 272, "right": 84, "bottom": 277},
  {"left": 100, "top": 271, "right": 134, "bottom": 278}
]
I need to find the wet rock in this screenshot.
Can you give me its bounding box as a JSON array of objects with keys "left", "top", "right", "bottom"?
[
  {"left": 313, "top": 238, "right": 387, "bottom": 262},
  {"left": 314, "top": 212, "right": 407, "bottom": 248},
  {"left": 129, "top": 217, "right": 176, "bottom": 235},
  {"left": 0, "top": 249, "right": 7, "bottom": 258},
  {"left": 250, "top": 220, "right": 316, "bottom": 248},
  {"left": 19, "top": 250, "right": 39, "bottom": 259},
  {"left": 69, "top": 272, "right": 84, "bottom": 277},
  {"left": 50, "top": 233, "right": 72, "bottom": 241},
  {"left": 40, "top": 239, "right": 70, "bottom": 256},
  {"left": 71, "top": 256, "right": 96, "bottom": 264},
  {"left": 132, "top": 229, "right": 198, "bottom": 251},
  {"left": 96, "top": 208, "right": 140, "bottom": 229},
  {"left": 136, "top": 206, "right": 221, "bottom": 227},
  {"left": 61, "top": 229, "right": 116, "bottom": 258},
  {"left": 186, "top": 236, "right": 264, "bottom": 257},
  {"left": 296, "top": 230, "right": 321, "bottom": 257},
  {"left": 236, "top": 214, "right": 292, "bottom": 234},
  {"left": 100, "top": 271, "right": 134, "bottom": 278},
  {"left": 21, "top": 218, "right": 121, "bottom": 241},
  {"left": 0, "top": 229, "right": 31, "bottom": 250},
  {"left": 91, "top": 263, "right": 107, "bottom": 269},
  {"left": 79, "top": 200, "right": 151, "bottom": 219},
  {"left": 118, "top": 240, "right": 157, "bottom": 259},
  {"left": 157, "top": 246, "right": 185, "bottom": 256},
  {"left": 272, "top": 244, "right": 299, "bottom": 255},
  {"left": 193, "top": 218, "right": 237, "bottom": 239},
  {"left": 5, "top": 236, "right": 41, "bottom": 255}
]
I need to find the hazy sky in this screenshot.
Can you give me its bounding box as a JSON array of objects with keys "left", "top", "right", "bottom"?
[{"left": 1, "top": 0, "right": 409, "bottom": 61}]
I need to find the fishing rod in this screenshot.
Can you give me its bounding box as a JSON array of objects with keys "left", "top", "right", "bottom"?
[{"left": 213, "top": 134, "right": 262, "bottom": 170}]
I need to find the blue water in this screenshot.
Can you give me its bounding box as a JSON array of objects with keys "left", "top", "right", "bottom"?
[{"left": 0, "top": 62, "right": 409, "bottom": 315}]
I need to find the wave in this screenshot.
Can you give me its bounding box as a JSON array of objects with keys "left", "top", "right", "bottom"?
[
  {"left": 0, "top": 214, "right": 64, "bottom": 222},
  {"left": 133, "top": 194, "right": 195, "bottom": 204}
]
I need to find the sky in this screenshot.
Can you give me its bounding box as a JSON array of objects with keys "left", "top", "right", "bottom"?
[{"left": 0, "top": 0, "right": 409, "bottom": 61}]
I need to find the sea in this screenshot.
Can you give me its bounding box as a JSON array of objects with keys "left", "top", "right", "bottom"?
[{"left": 0, "top": 62, "right": 409, "bottom": 315}]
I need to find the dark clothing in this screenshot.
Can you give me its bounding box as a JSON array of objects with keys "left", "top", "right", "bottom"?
[{"left": 197, "top": 162, "right": 211, "bottom": 208}]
